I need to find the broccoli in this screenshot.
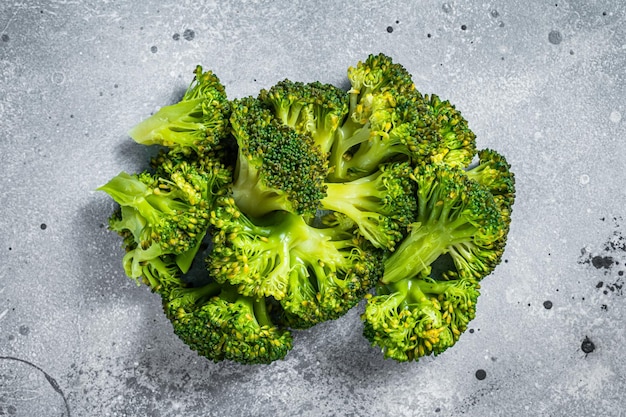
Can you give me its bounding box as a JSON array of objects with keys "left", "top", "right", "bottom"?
[
  {"left": 128, "top": 65, "right": 231, "bottom": 155},
  {"left": 362, "top": 277, "right": 480, "bottom": 361},
  {"left": 100, "top": 57, "right": 516, "bottom": 365},
  {"left": 361, "top": 163, "right": 510, "bottom": 361},
  {"left": 326, "top": 54, "right": 429, "bottom": 181},
  {"left": 163, "top": 278, "right": 293, "bottom": 365},
  {"left": 382, "top": 163, "right": 506, "bottom": 284},
  {"left": 319, "top": 161, "right": 417, "bottom": 251},
  {"left": 466, "top": 148, "right": 516, "bottom": 215},
  {"left": 229, "top": 96, "right": 329, "bottom": 218},
  {"left": 425, "top": 94, "right": 477, "bottom": 168},
  {"left": 259, "top": 79, "right": 349, "bottom": 154},
  {"left": 98, "top": 149, "right": 232, "bottom": 291},
  {"left": 207, "top": 194, "right": 384, "bottom": 328}
]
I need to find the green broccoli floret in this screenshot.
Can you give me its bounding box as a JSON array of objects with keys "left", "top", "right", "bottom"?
[
  {"left": 229, "top": 96, "right": 329, "bottom": 218},
  {"left": 346, "top": 53, "right": 417, "bottom": 112},
  {"left": 383, "top": 163, "right": 506, "bottom": 284},
  {"left": 97, "top": 150, "right": 232, "bottom": 291},
  {"left": 128, "top": 65, "right": 230, "bottom": 155},
  {"left": 319, "top": 161, "right": 417, "bottom": 251},
  {"left": 163, "top": 279, "right": 293, "bottom": 365},
  {"left": 362, "top": 276, "right": 480, "bottom": 361},
  {"left": 328, "top": 54, "right": 440, "bottom": 181},
  {"left": 207, "top": 195, "right": 383, "bottom": 328},
  {"left": 360, "top": 163, "right": 511, "bottom": 362},
  {"left": 466, "top": 148, "right": 516, "bottom": 214},
  {"left": 258, "top": 79, "right": 349, "bottom": 154},
  {"left": 425, "top": 94, "right": 477, "bottom": 168}
]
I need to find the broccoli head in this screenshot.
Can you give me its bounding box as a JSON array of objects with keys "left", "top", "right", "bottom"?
[
  {"left": 259, "top": 79, "right": 349, "bottom": 154},
  {"left": 362, "top": 276, "right": 480, "bottom": 361},
  {"left": 360, "top": 162, "right": 512, "bottom": 361},
  {"left": 383, "top": 163, "right": 507, "bottom": 285},
  {"left": 425, "top": 94, "right": 477, "bottom": 169},
  {"left": 128, "top": 65, "right": 231, "bottom": 155},
  {"left": 207, "top": 195, "right": 384, "bottom": 328},
  {"left": 328, "top": 54, "right": 442, "bottom": 181},
  {"left": 320, "top": 161, "right": 417, "bottom": 251},
  {"left": 466, "top": 148, "right": 516, "bottom": 215},
  {"left": 98, "top": 150, "right": 232, "bottom": 291},
  {"left": 229, "top": 96, "right": 329, "bottom": 218},
  {"left": 163, "top": 279, "right": 293, "bottom": 365}
]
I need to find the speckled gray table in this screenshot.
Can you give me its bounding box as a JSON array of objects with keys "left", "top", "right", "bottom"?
[{"left": 1, "top": 1, "right": 625, "bottom": 416}]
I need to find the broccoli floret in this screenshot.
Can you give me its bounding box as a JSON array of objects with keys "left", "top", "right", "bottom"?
[
  {"left": 383, "top": 163, "right": 507, "bottom": 284},
  {"left": 362, "top": 276, "right": 480, "bottom": 361},
  {"left": 319, "top": 161, "right": 417, "bottom": 251},
  {"left": 361, "top": 162, "right": 512, "bottom": 358},
  {"left": 328, "top": 54, "right": 440, "bottom": 181},
  {"left": 346, "top": 53, "right": 417, "bottom": 111},
  {"left": 229, "top": 97, "right": 329, "bottom": 218},
  {"left": 207, "top": 195, "right": 383, "bottom": 328},
  {"left": 466, "top": 148, "right": 516, "bottom": 215},
  {"left": 259, "top": 79, "right": 349, "bottom": 154},
  {"left": 128, "top": 65, "right": 230, "bottom": 155},
  {"left": 163, "top": 279, "right": 293, "bottom": 365},
  {"left": 98, "top": 150, "right": 232, "bottom": 291},
  {"left": 425, "top": 94, "right": 477, "bottom": 168}
]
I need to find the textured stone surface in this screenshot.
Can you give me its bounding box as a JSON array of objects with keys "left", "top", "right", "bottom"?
[{"left": 1, "top": 1, "right": 625, "bottom": 416}]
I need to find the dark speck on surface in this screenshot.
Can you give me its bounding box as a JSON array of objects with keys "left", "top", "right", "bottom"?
[
  {"left": 461, "top": 24, "right": 467, "bottom": 30},
  {"left": 150, "top": 45, "right": 158, "bottom": 53},
  {"left": 1, "top": 33, "right": 9, "bottom": 42},
  {"left": 475, "top": 369, "right": 487, "bottom": 380},
  {"left": 183, "top": 29, "right": 195, "bottom": 41},
  {"left": 40, "top": 223, "right": 47, "bottom": 230},
  {"left": 592, "top": 255, "right": 614, "bottom": 269},
  {"left": 543, "top": 300, "right": 553, "bottom": 309},
  {"left": 581, "top": 336, "right": 595, "bottom": 354},
  {"left": 548, "top": 30, "right": 563, "bottom": 44},
  {"left": 386, "top": 26, "right": 394, "bottom": 33},
  {"left": 172, "top": 33, "right": 180, "bottom": 41},
  {"left": 18, "top": 325, "right": 29, "bottom": 336},
  {"left": 490, "top": 9, "right": 499, "bottom": 18}
]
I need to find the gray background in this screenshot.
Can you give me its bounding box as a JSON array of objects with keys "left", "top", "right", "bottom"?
[{"left": 1, "top": 1, "right": 625, "bottom": 416}]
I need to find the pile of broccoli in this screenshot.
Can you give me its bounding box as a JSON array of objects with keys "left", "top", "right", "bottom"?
[{"left": 99, "top": 54, "right": 515, "bottom": 364}]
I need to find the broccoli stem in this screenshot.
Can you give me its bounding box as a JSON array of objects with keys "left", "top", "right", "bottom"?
[
  {"left": 322, "top": 181, "right": 382, "bottom": 213},
  {"left": 169, "top": 281, "right": 222, "bottom": 310},
  {"left": 251, "top": 297, "right": 274, "bottom": 328},
  {"left": 381, "top": 223, "right": 448, "bottom": 284},
  {"left": 128, "top": 99, "right": 204, "bottom": 146},
  {"left": 330, "top": 124, "right": 372, "bottom": 180}
]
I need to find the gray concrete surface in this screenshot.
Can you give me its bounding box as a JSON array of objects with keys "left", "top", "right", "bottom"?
[{"left": 1, "top": 1, "right": 625, "bottom": 416}]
